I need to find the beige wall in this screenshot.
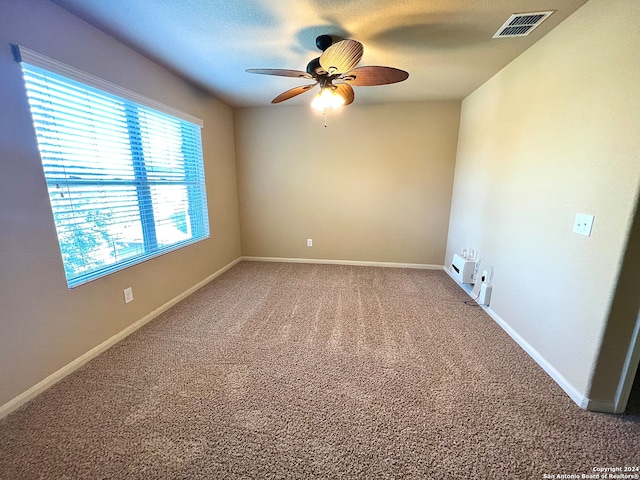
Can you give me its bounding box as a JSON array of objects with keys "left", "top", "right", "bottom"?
[
  {"left": 235, "top": 102, "right": 460, "bottom": 265},
  {"left": 0, "top": 1, "right": 241, "bottom": 407},
  {"left": 446, "top": 0, "right": 640, "bottom": 406}
]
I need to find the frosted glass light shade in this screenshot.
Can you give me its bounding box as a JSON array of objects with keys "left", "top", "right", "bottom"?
[{"left": 311, "top": 87, "right": 345, "bottom": 111}]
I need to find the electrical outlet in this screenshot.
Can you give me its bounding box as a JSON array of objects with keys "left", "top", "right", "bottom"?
[
  {"left": 123, "top": 287, "right": 134, "bottom": 304},
  {"left": 307, "top": 239, "right": 313, "bottom": 247},
  {"left": 573, "top": 213, "right": 594, "bottom": 236}
]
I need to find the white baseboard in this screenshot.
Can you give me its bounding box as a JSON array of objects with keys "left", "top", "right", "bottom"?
[
  {"left": 0, "top": 257, "right": 242, "bottom": 420},
  {"left": 443, "top": 266, "right": 617, "bottom": 413},
  {"left": 582, "top": 398, "right": 616, "bottom": 412},
  {"left": 241, "top": 256, "right": 443, "bottom": 270},
  {"left": 482, "top": 305, "right": 589, "bottom": 409}
]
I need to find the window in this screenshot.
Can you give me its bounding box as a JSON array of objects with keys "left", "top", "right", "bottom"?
[{"left": 15, "top": 46, "right": 210, "bottom": 288}]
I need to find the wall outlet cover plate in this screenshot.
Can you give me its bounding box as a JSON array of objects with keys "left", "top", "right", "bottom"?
[
  {"left": 123, "top": 287, "right": 134, "bottom": 303},
  {"left": 573, "top": 213, "right": 594, "bottom": 237}
]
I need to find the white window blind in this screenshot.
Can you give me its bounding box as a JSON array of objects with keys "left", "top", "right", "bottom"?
[{"left": 16, "top": 46, "right": 210, "bottom": 288}]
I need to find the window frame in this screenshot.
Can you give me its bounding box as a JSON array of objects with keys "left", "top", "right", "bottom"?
[{"left": 14, "top": 45, "right": 210, "bottom": 288}]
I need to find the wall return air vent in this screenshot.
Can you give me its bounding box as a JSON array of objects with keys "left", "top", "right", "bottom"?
[{"left": 493, "top": 11, "right": 554, "bottom": 38}]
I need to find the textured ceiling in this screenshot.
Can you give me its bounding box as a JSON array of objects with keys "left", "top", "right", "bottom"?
[{"left": 51, "top": 0, "right": 587, "bottom": 108}]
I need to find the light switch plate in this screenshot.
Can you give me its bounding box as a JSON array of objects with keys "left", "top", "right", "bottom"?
[{"left": 573, "top": 213, "right": 594, "bottom": 236}]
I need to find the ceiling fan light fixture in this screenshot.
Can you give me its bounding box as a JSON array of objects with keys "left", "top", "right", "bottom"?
[
  {"left": 247, "top": 35, "right": 408, "bottom": 109},
  {"left": 310, "top": 87, "right": 345, "bottom": 111}
]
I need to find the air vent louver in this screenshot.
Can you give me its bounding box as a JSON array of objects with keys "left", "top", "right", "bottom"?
[{"left": 493, "top": 11, "right": 554, "bottom": 38}]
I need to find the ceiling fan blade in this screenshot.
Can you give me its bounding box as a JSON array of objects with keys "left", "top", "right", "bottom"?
[
  {"left": 246, "top": 68, "right": 313, "bottom": 79},
  {"left": 271, "top": 84, "right": 317, "bottom": 104},
  {"left": 340, "top": 66, "right": 409, "bottom": 86},
  {"left": 334, "top": 83, "right": 354, "bottom": 106},
  {"left": 319, "top": 39, "right": 363, "bottom": 75}
]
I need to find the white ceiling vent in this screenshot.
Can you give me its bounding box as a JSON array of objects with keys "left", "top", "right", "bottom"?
[{"left": 493, "top": 11, "right": 554, "bottom": 38}]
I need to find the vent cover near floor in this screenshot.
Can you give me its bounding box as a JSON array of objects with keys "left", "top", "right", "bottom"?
[{"left": 493, "top": 11, "right": 554, "bottom": 38}]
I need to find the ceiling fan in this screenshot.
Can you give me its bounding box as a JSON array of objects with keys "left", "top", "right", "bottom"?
[{"left": 246, "top": 35, "right": 409, "bottom": 111}]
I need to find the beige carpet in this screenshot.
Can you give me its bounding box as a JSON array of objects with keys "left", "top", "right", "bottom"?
[{"left": 1, "top": 261, "right": 639, "bottom": 479}]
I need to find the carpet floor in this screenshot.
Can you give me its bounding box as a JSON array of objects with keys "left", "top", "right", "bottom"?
[{"left": 1, "top": 261, "right": 639, "bottom": 479}]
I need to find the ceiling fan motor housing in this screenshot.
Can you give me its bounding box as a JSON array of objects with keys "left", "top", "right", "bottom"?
[{"left": 315, "top": 34, "right": 333, "bottom": 51}]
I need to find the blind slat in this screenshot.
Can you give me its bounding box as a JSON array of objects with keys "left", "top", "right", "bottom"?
[{"left": 15, "top": 44, "right": 204, "bottom": 127}]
